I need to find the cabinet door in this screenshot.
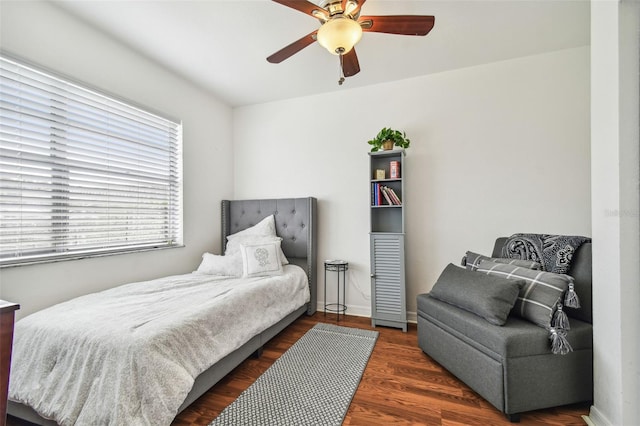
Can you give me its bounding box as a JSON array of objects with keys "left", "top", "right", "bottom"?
[{"left": 370, "top": 234, "right": 407, "bottom": 331}]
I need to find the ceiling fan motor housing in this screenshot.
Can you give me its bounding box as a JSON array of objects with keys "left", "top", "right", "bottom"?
[{"left": 319, "top": 0, "right": 359, "bottom": 18}]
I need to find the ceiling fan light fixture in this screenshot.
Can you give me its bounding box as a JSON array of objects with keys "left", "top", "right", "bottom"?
[
  {"left": 317, "top": 16, "right": 363, "bottom": 55},
  {"left": 311, "top": 9, "right": 328, "bottom": 22},
  {"left": 344, "top": 0, "right": 359, "bottom": 17}
]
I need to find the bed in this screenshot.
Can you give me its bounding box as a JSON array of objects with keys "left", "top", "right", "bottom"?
[{"left": 7, "top": 197, "right": 317, "bottom": 426}]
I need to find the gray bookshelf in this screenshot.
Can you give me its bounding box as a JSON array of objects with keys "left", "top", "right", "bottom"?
[{"left": 369, "top": 149, "right": 407, "bottom": 332}]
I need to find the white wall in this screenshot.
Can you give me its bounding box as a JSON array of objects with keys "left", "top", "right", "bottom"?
[
  {"left": 233, "top": 46, "right": 591, "bottom": 318},
  {"left": 590, "top": 1, "right": 640, "bottom": 425},
  {"left": 0, "top": 1, "right": 234, "bottom": 319}
]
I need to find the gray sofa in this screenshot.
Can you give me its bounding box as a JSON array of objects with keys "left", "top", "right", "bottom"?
[{"left": 417, "top": 237, "right": 593, "bottom": 422}]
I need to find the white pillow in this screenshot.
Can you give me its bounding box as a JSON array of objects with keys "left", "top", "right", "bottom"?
[
  {"left": 226, "top": 235, "right": 289, "bottom": 265},
  {"left": 240, "top": 240, "right": 284, "bottom": 278},
  {"left": 195, "top": 252, "right": 242, "bottom": 276},
  {"left": 226, "top": 215, "right": 276, "bottom": 241}
]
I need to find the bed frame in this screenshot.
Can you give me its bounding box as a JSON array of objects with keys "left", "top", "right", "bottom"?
[
  {"left": 180, "top": 197, "right": 317, "bottom": 411},
  {"left": 7, "top": 197, "right": 317, "bottom": 424}
]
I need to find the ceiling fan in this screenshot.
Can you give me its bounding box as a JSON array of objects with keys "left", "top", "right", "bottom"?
[{"left": 267, "top": 0, "right": 435, "bottom": 84}]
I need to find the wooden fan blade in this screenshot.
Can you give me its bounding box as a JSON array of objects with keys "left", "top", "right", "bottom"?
[
  {"left": 267, "top": 30, "right": 318, "bottom": 63},
  {"left": 272, "top": 0, "right": 328, "bottom": 20},
  {"left": 342, "top": 48, "right": 360, "bottom": 77},
  {"left": 359, "top": 15, "right": 435, "bottom": 36}
]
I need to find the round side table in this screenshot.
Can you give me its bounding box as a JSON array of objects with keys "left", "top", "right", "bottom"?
[{"left": 324, "top": 260, "right": 348, "bottom": 320}]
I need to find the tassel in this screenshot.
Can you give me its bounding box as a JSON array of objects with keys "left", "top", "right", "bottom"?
[
  {"left": 549, "top": 327, "right": 573, "bottom": 355},
  {"left": 564, "top": 282, "right": 581, "bottom": 308},
  {"left": 552, "top": 304, "right": 570, "bottom": 330}
]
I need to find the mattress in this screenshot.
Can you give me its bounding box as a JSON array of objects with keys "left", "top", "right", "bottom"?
[{"left": 8, "top": 265, "right": 310, "bottom": 426}]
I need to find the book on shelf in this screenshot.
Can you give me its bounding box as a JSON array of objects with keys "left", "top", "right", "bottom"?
[
  {"left": 381, "top": 186, "right": 393, "bottom": 205},
  {"left": 390, "top": 187, "right": 402, "bottom": 204},
  {"left": 386, "top": 186, "right": 402, "bottom": 205},
  {"left": 372, "top": 183, "right": 376, "bottom": 205},
  {"left": 372, "top": 182, "right": 382, "bottom": 206},
  {"left": 372, "top": 183, "right": 402, "bottom": 206}
]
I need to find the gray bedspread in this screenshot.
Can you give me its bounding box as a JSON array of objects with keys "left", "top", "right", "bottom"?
[{"left": 9, "top": 266, "right": 309, "bottom": 426}]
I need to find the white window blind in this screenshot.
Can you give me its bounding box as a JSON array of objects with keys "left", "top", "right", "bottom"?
[{"left": 0, "top": 55, "right": 183, "bottom": 266}]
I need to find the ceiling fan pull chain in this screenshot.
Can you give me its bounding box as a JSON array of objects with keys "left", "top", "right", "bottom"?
[{"left": 338, "top": 50, "right": 345, "bottom": 85}]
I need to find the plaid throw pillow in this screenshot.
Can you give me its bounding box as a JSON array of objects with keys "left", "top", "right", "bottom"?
[
  {"left": 476, "top": 260, "right": 571, "bottom": 329},
  {"left": 463, "top": 251, "right": 542, "bottom": 272}
]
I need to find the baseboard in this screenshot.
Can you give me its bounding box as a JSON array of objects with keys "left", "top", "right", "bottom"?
[
  {"left": 316, "top": 302, "right": 370, "bottom": 318},
  {"left": 315, "top": 303, "right": 419, "bottom": 324},
  {"left": 586, "top": 405, "right": 613, "bottom": 426}
]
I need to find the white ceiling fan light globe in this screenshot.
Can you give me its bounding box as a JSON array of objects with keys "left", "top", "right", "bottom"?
[{"left": 317, "top": 16, "right": 363, "bottom": 55}]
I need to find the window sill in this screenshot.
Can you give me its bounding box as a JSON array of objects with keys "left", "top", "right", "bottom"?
[{"left": 0, "top": 244, "right": 185, "bottom": 269}]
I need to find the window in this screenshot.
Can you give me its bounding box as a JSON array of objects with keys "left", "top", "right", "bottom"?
[{"left": 0, "top": 55, "right": 183, "bottom": 266}]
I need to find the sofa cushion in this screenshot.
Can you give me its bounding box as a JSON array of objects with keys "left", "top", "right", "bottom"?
[
  {"left": 463, "top": 251, "right": 541, "bottom": 272},
  {"left": 429, "top": 263, "right": 522, "bottom": 326},
  {"left": 417, "top": 293, "right": 592, "bottom": 360},
  {"left": 566, "top": 243, "right": 592, "bottom": 323}
]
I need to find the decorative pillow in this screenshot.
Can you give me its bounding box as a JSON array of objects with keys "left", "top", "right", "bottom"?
[
  {"left": 476, "top": 259, "right": 579, "bottom": 355},
  {"left": 195, "top": 252, "right": 242, "bottom": 277},
  {"left": 500, "top": 233, "right": 591, "bottom": 274},
  {"left": 226, "top": 235, "right": 289, "bottom": 265},
  {"left": 240, "top": 240, "right": 284, "bottom": 278},
  {"left": 227, "top": 215, "right": 276, "bottom": 241},
  {"left": 476, "top": 260, "right": 572, "bottom": 329},
  {"left": 462, "top": 251, "right": 541, "bottom": 271},
  {"left": 429, "top": 263, "right": 523, "bottom": 326}
]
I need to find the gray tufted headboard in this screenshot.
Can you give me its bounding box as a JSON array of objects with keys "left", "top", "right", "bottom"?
[{"left": 221, "top": 197, "right": 317, "bottom": 315}]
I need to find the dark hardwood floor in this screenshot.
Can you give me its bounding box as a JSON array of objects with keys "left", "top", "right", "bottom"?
[
  {"left": 173, "top": 313, "right": 589, "bottom": 426},
  {"left": 6, "top": 312, "right": 588, "bottom": 425}
]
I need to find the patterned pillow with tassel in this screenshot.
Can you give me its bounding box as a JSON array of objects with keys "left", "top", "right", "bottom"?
[{"left": 476, "top": 260, "right": 581, "bottom": 355}]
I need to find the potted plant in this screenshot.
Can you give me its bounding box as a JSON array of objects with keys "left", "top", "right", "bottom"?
[{"left": 367, "top": 127, "right": 411, "bottom": 152}]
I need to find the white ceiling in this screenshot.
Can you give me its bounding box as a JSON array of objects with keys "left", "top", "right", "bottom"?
[{"left": 52, "top": 0, "right": 590, "bottom": 107}]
